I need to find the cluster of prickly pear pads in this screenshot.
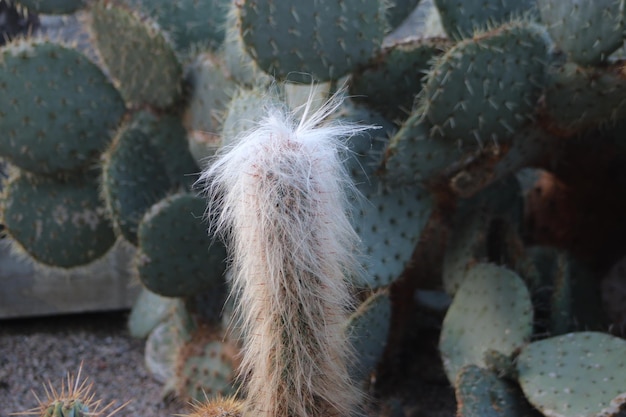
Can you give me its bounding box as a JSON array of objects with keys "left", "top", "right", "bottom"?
[{"left": 3, "top": 0, "right": 626, "bottom": 416}]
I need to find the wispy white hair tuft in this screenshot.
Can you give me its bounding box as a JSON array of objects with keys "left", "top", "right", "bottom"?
[{"left": 198, "top": 87, "right": 373, "bottom": 417}]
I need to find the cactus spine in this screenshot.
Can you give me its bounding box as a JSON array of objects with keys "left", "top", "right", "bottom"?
[{"left": 199, "top": 90, "right": 370, "bottom": 417}]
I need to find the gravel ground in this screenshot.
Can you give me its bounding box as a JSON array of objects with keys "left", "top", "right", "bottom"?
[
  {"left": 0, "top": 301, "right": 458, "bottom": 417},
  {"left": 0, "top": 312, "right": 185, "bottom": 417},
  {"left": 0, "top": 307, "right": 456, "bottom": 417}
]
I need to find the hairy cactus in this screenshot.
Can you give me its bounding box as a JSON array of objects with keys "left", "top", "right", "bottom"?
[{"left": 199, "top": 91, "right": 370, "bottom": 417}]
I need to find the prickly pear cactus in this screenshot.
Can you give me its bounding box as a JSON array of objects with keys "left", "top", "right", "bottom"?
[
  {"left": 537, "top": 0, "right": 626, "bottom": 65},
  {"left": 135, "top": 192, "right": 227, "bottom": 298},
  {"left": 0, "top": 39, "right": 125, "bottom": 175},
  {"left": 1, "top": 169, "right": 116, "bottom": 267},
  {"left": 90, "top": 0, "right": 182, "bottom": 108},
  {"left": 238, "top": 0, "right": 388, "bottom": 81},
  {"left": 340, "top": 102, "right": 434, "bottom": 289},
  {"left": 346, "top": 291, "right": 392, "bottom": 382},
  {"left": 8, "top": 0, "right": 626, "bottom": 414},
  {"left": 126, "top": 0, "right": 231, "bottom": 51},
  {"left": 517, "top": 332, "right": 626, "bottom": 417},
  {"left": 455, "top": 365, "right": 536, "bottom": 417},
  {"left": 434, "top": 0, "right": 537, "bottom": 39},
  {"left": 382, "top": 113, "right": 467, "bottom": 187},
  {"left": 420, "top": 21, "right": 550, "bottom": 144},
  {"left": 349, "top": 37, "right": 450, "bottom": 121},
  {"left": 100, "top": 111, "right": 174, "bottom": 245},
  {"left": 175, "top": 327, "right": 238, "bottom": 401},
  {"left": 439, "top": 263, "right": 533, "bottom": 384}
]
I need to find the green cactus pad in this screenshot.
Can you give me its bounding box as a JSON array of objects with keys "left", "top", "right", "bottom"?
[
  {"left": 16, "top": 0, "right": 86, "bottom": 14},
  {"left": 517, "top": 332, "right": 626, "bottom": 417},
  {"left": 439, "top": 263, "right": 533, "bottom": 384},
  {"left": 148, "top": 113, "right": 200, "bottom": 190},
  {"left": 350, "top": 37, "right": 450, "bottom": 122},
  {"left": 515, "top": 246, "right": 607, "bottom": 335},
  {"left": 238, "top": 0, "right": 388, "bottom": 82},
  {"left": 144, "top": 300, "right": 197, "bottom": 385},
  {"left": 387, "top": 0, "right": 422, "bottom": 29},
  {"left": 420, "top": 21, "right": 550, "bottom": 144},
  {"left": 175, "top": 327, "right": 237, "bottom": 401},
  {"left": 346, "top": 291, "right": 391, "bottom": 382},
  {"left": 101, "top": 112, "right": 174, "bottom": 245},
  {"left": 0, "top": 39, "right": 125, "bottom": 175},
  {"left": 433, "top": 0, "right": 537, "bottom": 39},
  {"left": 338, "top": 102, "right": 434, "bottom": 288},
  {"left": 184, "top": 53, "right": 237, "bottom": 168},
  {"left": 538, "top": 0, "right": 625, "bottom": 65},
  {"left": 442, "top": 177, "right": 523, "bottom": 295},
  {"left": 382, "top": 113, "right": 467, "bottom": 187},
  {"left": 455, "top": 365, "right": 536, "bottom": 417},
  {"left": 128, "top": 287, "right": 178, "bottom": 339},
  {"left": 441, "top": 206, "right": 490, "bottom": 295},
  {"left": 126, "top": 0, "right": 231, "bottom": 51},
  {"left": 90, "top": 0, "right": 182, "bottom": 108},
  {"left": 135, "top": 192, "right": 228, "bottom": 298},
  {"left": 221, "top": 86, "right": 281, "bottom": 145},
  {"left": 183, "top": 284, "right": 229, "bottom": 326},
  {"left": 539, "top": 61, "right": 626, "bottom": 137},
  {"left": 1, "top": 169, "right": 116, "bottom": 268},
  {"left": 219, "top": 2, "right": 272, "bottom": 87},
  {"left": 145, "top": 320, "right": 179, "bottom": 384}
]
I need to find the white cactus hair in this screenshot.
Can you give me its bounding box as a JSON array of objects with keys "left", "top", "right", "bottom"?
[{"left": 198, "top": 85, "right": 372, "bottom": 417}]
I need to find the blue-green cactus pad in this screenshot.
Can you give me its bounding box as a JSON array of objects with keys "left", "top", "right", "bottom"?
[
  {"left": 126, "top": 0, "right": 231, "bottom": 51},
  {"left": 238, "top": 0, "right": 388, "bottom": 82},
  {"left": 433, "top": 0, "right": 537, "bottom": 39},
  {"left": 338, "top": 102, "right": 434, "bottom": 288},
  {"left": 439, "top": 263, "right": 533, "bottom": 384},
  {"left": 455, "top": 365, "right": 536, "bottom": 417},
  {"left": 128, "top": 287, "right": 177, "bottom": 339},
  {"left": 221, "top": 86, "right": 281, "bottom": 145},
  {"left": 101, "top": 111, "right": 174, "bottom": 245},
  {"left": 175, "top": 329, "right": 237, "bottom": 401},
  {"left": 136, "top": 192, "right": 228, "bottom": 297},
  {"left": 517, "top": 332, "right": 626, "bottom": 417},
  {"left": 421, "top": 21, "right": 550, "bottom": 144},
  {"left": 538, "top": 0, "right": 626, "bottom": 65},
  {"left": 219, "top": 2, "right": 272, "bottom": 87},
  {"left": 1, "top": 169, "right": 116, "bottom": 267},
  {"left": 350, "top": 37, "right": 450, "bottom": 122},
  {"left": 346, "top": 291, "right": 392, "bottom": 382},
  {"left": 382, "top": 113, "right": 467, "bottom": 187},
  {"left": 90, "top": 0, "right": 182, "bottom": 108},
  {"left": 540, "top": 61, "right": 626, "bottom": 136},
  {"left": 387, "top": 0, "right": 422, "bottom": 29},
  {"left": 442, "top": 176, "right": 523, "bottom": 295},
  {"left": 0, "top": 39, "right": 125, "bottom": 175},
  {"left": 184, "top": 53, "right": 237, "bottom": 167}
]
